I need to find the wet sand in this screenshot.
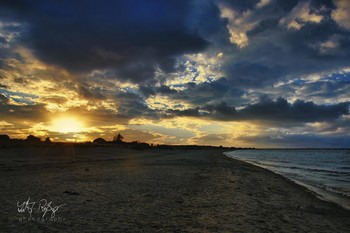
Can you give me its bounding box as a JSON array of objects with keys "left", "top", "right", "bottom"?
[{"left": 0, "top": 146, "right": 349, "bottom": 232}]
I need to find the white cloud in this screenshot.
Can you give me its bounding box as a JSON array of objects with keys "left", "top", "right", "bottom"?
[
  {"left": 332, "top": 0, "right": 350, "bottom": 30},
  {"left": 279, "top": 1, "right": 323, "bottom": 30},
  {"left": 164, "top": 52, "right": 224, "bottom": 88},
  {"left": 318, "top": 35, "right": 341, "bottom": 55},
  {"left": 308, "top": 34, "right": 343, "bottom": 55},
  {"left": 0, "top": 21, "right": 22, "bottom": 48},
  {"left": 256, "top": 0, "right": 273, "bottom": 9},
  {"left": 219, "top": 5, "right": 258, "bottom": 48}
]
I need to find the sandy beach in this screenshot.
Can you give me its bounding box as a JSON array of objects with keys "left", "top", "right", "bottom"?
[{"left": 0, "top": 146, "right": 349, "bottom": 232}]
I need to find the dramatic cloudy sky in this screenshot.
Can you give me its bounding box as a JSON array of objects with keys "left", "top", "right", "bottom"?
[{"left": 0, "top": 0, "right": 349, "bottom": 148}]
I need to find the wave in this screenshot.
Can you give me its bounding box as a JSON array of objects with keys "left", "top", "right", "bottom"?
[
  {"left": 252, "top": 161, "right": 350, "bottom": 176},
  {"left": 225, "top": 150, "right": 350, "bottom": 210}
]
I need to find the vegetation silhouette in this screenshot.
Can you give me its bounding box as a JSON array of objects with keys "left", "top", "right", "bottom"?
[
  {"left": 0, "top": 133, "right": 254, "bottom": 150},
  {"left": 112, "top": 133, "right": 124, "bottom": 143},
  {"left": 44, "top": 137, "right": 52, "bottom": 143},
  {"left": 26, "top": 135, "right": 41, "bottom": 142},
  {"left": 0, "top": 134, "right": 10, "bottom": 142},
  {"left": 93, "top": 138, "right": 107, "bottom": 144}
]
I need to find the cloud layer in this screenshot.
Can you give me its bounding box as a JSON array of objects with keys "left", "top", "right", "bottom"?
[
  {"left": 1, "top": 0, "right": 208, "bottom": 81},
  {"left": 0, "top": 0, "right": 349, "bottom": 147}
]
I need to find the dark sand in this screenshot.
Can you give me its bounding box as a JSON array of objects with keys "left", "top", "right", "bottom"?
[{"left": 0, "top": 146, "right": 349, "bottom": 232}]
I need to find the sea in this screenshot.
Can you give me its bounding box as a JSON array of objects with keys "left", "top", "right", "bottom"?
[{"left": 225, "top": 149, "right": 350, "bottom": 210}]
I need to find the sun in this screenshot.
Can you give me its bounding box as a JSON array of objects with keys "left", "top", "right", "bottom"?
[{"left": 51, "top": 117, "right": 84, "bottom": 133}]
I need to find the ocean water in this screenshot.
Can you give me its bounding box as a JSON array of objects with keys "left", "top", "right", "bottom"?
[{"left": 225, "top": 149, "right": 350, "bottom": 209}]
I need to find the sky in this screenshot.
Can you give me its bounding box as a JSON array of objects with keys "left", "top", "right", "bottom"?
[{"left": 0, "top": 0, "right": 349, "bottom": 148}]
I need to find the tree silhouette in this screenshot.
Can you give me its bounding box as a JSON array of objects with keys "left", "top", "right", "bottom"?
[
  {"left": 0, "top": 134, "right": 10, "bottom": 142},
  {"left": 93, "top": 137, "right": 107, "bottom": 144},
  {"left": 26, "top": 135, "right": 41, "bottom": 142},
  {"left": 113, "top": 133, "right": 124, "bottom": 143},
  {"left": 44, "top": 137, "right": 51, "bottom": 143}
]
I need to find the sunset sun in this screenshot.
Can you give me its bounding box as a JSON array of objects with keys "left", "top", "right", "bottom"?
[{"left": 51, "top": 117, "right": 84, "bottom": 133}]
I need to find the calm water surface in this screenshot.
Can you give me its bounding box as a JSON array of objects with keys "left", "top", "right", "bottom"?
[{"left": 225, "top": 149, "right": 350, "bottom": 209}]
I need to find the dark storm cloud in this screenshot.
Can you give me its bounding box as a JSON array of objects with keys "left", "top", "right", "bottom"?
[
  {"left": 219, "top": 0, "right": 279, "bottom": 11},
  {"left": 240, "top": 97, "right": 349, "bottom": 122},
  {"left": 77, "top": 85, "right": 106, "bottom": 100},
  {"left": 0, "top": 0, "right": 208, "bottom": 82},
  {"left": 115, "top": 92, "right": 158, "bottom": 120},
  {"left": 0, "top": 36, "right": 6, "bottom": 45},
  {"left": 219, "top": 0, "right": 260, "bottom": 10},
  {"left": 188, "top": 0, "right": 229, "bottom": 44},
  {"left": 138, "top": 77, "right": 252, "bottom": 117},
  {"left": 297, "top": 80, "right": 350, "bottom": 99},
  {"left": 309, "top": 0, "right": 335, "bottom": 9},
  {"left": 140, "top": 78, "right": 235, "bottom": 106},
  {"left": 139, "top": 84, "right": 178, "bottom": 98},
  {"left": 124, "top": 0, "right": 349, "bottom": 117},
  {"left": 223, "top": 62, "right": 288, "bottom": 89},
  {"left": 180, "top": 79, "right": 232, "bottom": 105},
  {"left": 0, "top": 0, "right": 349, "bottom": 147},
  {"left": 314, "top": 117, "right": 350, "bottom": 134},
  {"left": 218, "top": 0, "right": 350, "bottom": 92},
  {"left": 169, "top": 97, "right": 350, "bottom": 123}
]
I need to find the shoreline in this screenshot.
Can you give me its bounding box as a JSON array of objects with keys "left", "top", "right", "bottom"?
[
  {"left": 224, "top": 151, "right": 350, "bottom": 211},
  {"left": 1, "top": 147, "right": 350, "bottom": 232}
]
